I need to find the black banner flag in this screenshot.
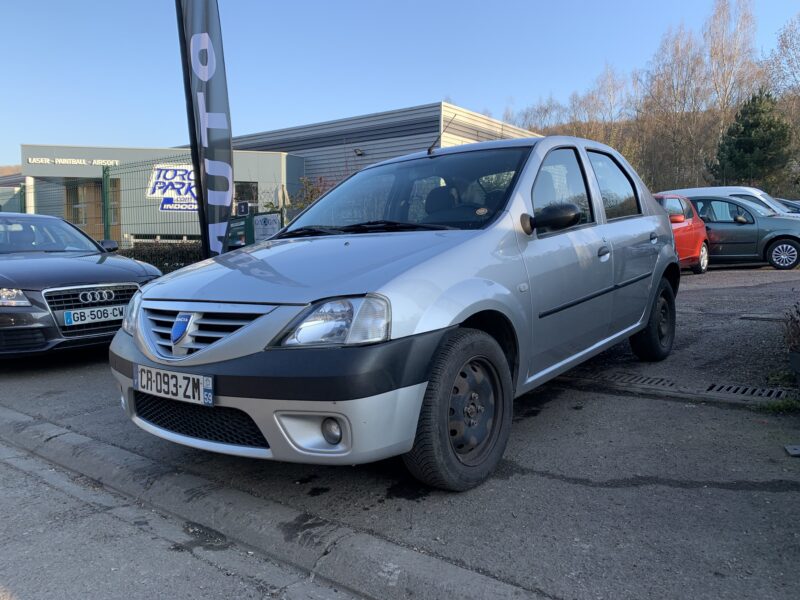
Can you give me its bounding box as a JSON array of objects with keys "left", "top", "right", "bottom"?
[{"left": 175, "top": 0, "right": 234, "bottom": 257}]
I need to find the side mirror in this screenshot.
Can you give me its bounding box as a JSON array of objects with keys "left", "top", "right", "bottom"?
[
  {"left": 669, "top": 214, "right": 686, "bottom": 224},
  {"left": 99, "top": 239, "right": 119, "bottom": 252},
  {"left": 734, "top": 214, "right": 749, "bottom": 225},
  {"left": 522, "top": 203, "right": 581, "bottom": 235}
]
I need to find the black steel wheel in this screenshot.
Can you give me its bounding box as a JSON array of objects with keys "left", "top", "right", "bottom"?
[
  {"left": 629, "top": 277, "right": 676, "bottom": 362},
  {"left": 403, "top": 328, "right": 513, "bottom": 491}
]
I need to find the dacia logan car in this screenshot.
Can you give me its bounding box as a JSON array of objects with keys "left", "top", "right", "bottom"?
[{"left": 110, "top": 137, "right": 679, "bottom": 491}]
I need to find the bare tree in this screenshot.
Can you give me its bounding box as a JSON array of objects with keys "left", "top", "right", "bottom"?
[
  {"left": 769, "top": 12, "right": 800, "bottom": 93},
  {"left": 703, "top": 0, "right": 764, "bottom": 131}
]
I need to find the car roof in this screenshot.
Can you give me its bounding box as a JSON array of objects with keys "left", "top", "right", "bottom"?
[
  {"left": 658, "top": 185, "right": 768, "bottom": 198},
  {"left": 0, "top": 212, "right": 60, "bottom": 220},
  {"left": 366, "top": 135, "right": 625, "bottom": 170}
]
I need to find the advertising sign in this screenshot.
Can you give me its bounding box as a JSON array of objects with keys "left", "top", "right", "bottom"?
[
  {"left": 253, "top": 212, "right": 282, "bottom": 242},
  {"left": 145, "top": 164, "right": 198, "bottom": 212},
  {"left": 175, "top": 0, "right": 234, "bottom": 257}
]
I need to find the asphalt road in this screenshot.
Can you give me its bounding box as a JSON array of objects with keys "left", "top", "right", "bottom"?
[{"left": 1, "top": 266, "right": 799, "bottom": 599}]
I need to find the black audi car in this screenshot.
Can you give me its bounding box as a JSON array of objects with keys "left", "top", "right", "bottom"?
[{"left": 0, "top": 213, "right": 161, "bottom": 355}]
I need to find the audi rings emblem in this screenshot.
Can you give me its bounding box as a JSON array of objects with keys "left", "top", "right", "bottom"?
[{"left": 79, "top": 289, "right": 115, "bottom": 303}]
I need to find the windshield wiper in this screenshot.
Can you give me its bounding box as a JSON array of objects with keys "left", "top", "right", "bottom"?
[
  {"left": 338, "top": 220, "right": 455, "bottom": 233},
  {"left": 274, "top": 225, "right": 345, "bottom": 239}
]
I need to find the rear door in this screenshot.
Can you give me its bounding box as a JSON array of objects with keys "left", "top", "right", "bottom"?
[
  {"left": 691, "top": 198, "right": 759, "bottom": 258},
  {"left": 585, "top": 150, "right": 660, "bottom": 333}
]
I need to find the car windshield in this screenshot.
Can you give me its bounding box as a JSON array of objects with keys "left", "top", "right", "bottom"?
[
  {"left": 281, "top": 147, "right": 531, "bottom": 237},
  {"left": 731, "top": 192, "right": 785, "bottom": 213},
  {"left": 0, "top": 216, "right": 100, "bottom": 253}
]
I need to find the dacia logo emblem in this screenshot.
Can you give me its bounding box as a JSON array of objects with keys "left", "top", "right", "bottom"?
[{"left": 171, "top": 312, "right": 193, "bottom": 345}]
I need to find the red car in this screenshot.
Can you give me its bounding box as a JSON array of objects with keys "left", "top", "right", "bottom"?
[{"left": 655, "top": 194, "right": 709, "bottom": 274}]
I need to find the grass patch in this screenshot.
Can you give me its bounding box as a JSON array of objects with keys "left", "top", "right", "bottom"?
[
  {"left": 758, "top": 394, "right": 800, "bottom": 415},
  {"left": 766, "top": 368, "right": 798, "bottom": 388}
]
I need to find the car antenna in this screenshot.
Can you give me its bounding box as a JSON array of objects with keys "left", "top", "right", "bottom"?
[{"left": 427, "top": 114, "right": 457, "bottom": 155}]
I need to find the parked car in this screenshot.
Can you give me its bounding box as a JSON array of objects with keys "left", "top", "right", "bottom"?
[
  {"left": 776, "top": 198, "right": 800, "bottom": 213},
  {"left": 679, "top": 195, "right": 800, "bottom": 269},
  {"left": 110, "top": 137, "right": 680, "bottom": 491},
  {"left": 0, "top": 213, "right": 161, "bottom": 355},
  {"left": 662, "top": 185, "right": 800, "bottom": 220},
  {"left": 654, "top": 193, "right": 709, "bottom": 274}
]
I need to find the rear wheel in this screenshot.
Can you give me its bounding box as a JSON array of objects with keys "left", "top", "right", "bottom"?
[
  {"left": 403, "top": 328, "right": 513, "bottom": 491},
  {"left": 629, "top": 278, "right": 676, "bottom": 362},
  {"left": 691, "top": 242, "right": 709, "bottom": 274},
  {"left": 767, "top": 239, "right": 800, "bottom": 270}
]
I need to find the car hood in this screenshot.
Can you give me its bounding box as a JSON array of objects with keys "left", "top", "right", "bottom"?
[
  {"left": 0, "top": 252, "right": 156, "bottom": 290},
  {"left": 144, "top": 231, "right": 477, "bottom": 305}
]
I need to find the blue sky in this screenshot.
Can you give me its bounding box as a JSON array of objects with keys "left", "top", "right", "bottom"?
[{"left": 0, "top": 0, "right": 797, "bottom": 165}]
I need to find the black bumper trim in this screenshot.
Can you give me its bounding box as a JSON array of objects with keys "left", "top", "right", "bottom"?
[{"left": 110, "top": 328, "right": 449, "bottom": 402}]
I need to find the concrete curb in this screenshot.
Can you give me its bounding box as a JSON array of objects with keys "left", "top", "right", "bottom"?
[{"left": 0, "top": 405, "right": 535, "bottom": 600}]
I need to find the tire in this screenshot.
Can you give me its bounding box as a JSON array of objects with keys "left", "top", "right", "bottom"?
[
  {"left": 691, "top": 242, "right": 709, "bottom": 274},
  {"left": 766, "top": 239, "right": 800, "bottom": 270},
  {"left": 403, "top": 328, "right": 513, "bottom": 491},
  {"left": 629, "top": 278, "right": 676, "bottom": 362}
]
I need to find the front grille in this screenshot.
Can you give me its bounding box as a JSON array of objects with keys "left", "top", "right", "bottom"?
[
  {"left": 143, "top": 307, "right": 264, "bottom": 357},
  {"left": 44, "top": 284, "right": 139, "bottom": 339},
  {"left": 133, "top": 391, "right": 269, "bottom": 448},
  {"left": 0, "top": 328, "right": 47, "bottom": 352}
]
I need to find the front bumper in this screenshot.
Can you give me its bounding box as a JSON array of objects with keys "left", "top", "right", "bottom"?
[{"left": 109, "top": 328, "right": 447, "bottom": 464}]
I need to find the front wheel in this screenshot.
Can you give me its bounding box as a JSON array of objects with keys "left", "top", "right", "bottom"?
[
  {"left": 767, "top": 239, "right": 800, "bottom": 270},
  {"left": 629, "top": 278, "right": 676, "bottom": 362},
  {"left": 691, "top": 242, "right": 709, "bottom": 274},
  {"left": 403, "top": 328, "right": 513, "bottom": 491}
]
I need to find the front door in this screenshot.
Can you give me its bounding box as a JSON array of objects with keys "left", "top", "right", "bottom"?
[
  {"left": 520, "top": 146, "right": 614, "bottom": 378},
  {"left": 693, "top": 198, "right": 759, "bottom": 259}
]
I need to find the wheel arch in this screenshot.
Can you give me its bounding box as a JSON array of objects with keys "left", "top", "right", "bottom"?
[
  {"left": 460, "top": 310, "right": 520, "bottom": 388},
  {"left": 762, "top": 235, "right": 800, "bottom": 262},
  {"left": 662, "top": 261, "right": 680, "bottom": 296}
]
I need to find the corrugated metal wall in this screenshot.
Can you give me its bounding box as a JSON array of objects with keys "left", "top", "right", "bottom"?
[{"left": 233, "top": 102, "right": 538, "bottom": 186}]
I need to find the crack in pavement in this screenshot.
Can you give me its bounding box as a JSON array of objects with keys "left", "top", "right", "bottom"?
[{"left": 499, "top": 460, "right": 800, "bottom": 492}]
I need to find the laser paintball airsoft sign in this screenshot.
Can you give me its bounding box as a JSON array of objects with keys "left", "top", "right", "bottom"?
[
  {"left": 146, "top": 164, "right": 198, "bottom": 212},
  {"left": 176, "top": 0, "right": 234, "bottom": 257}
]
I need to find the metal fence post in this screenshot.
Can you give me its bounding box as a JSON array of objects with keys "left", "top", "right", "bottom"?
[{"left": 101, "top": 166, "right": 111, "bottom": 240}]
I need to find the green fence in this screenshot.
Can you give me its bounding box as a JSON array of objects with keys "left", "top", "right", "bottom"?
[{"left": 27, "top": 153, "right": 307, "bottom": 274}]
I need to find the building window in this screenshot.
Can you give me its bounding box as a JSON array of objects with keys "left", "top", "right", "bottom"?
[
  {"left": 109, "top": 178, "right": 121, "bottom": 225},
  {"left": 235, "top": 181, "right": 258, "bottom": 204},
  {"left": 65, "top": 181, "right": 87, "bottom": 225}
]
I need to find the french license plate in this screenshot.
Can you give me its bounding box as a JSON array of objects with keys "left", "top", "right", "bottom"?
[
  {"left": 133, "top": 364, "right": 214, "bottom": 406},
  {"left": 63, "top": 305, "right": 125, "bottom": 326}
]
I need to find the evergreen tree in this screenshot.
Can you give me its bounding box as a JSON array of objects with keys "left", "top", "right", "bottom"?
[{"left": 712, "top": 89, "right": 792, "bottom": 186}]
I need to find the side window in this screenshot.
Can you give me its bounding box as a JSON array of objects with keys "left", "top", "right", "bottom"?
[
  {"left": 681, "top": 199, "right": 694, "bottom": 219},
  {"left": 586, "top": 151, "right": 641, "bottom": 220},
  {"left": 532, "top": 148, "right": 593, "bottom": 235},
  {"left": 702, "top": 200, "right": 753, "bottom": 223},
  {"left": 660, "top": 197, "right": 684, "bottom": 216}
]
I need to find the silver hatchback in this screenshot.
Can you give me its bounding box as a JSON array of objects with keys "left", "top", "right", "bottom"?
[{"left": 110, "top": 136, "right": 679, "bottom": 490}]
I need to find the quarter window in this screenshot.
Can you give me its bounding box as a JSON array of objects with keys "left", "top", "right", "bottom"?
[
  {"left": 532, "top": 148, "right": 593, "bottom": 235},
  {"left": 587, "top": 151, "right": 640, "bottom": 220}
]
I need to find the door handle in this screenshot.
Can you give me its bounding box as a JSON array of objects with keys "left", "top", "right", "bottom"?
[
  {"left": 650, "top": 232, "right": 658, "bottom": 243},
  {"left": 597, "top": 245, "right": 610, "bottom": 258}
]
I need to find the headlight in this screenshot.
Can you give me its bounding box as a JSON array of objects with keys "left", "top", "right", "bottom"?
[
  {"left": 0, "top": 288, "right": 31, "bottom": 307},
  {"left": 121, "top": 291, "right": 143, "bottom": 335},
  {"left": 279, "top": 295, "right": 390, "bottom": 347}
]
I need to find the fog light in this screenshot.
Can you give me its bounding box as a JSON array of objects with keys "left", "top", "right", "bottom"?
[{"left": 321, "top": 418, "right": 342, "bottom": 445}]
